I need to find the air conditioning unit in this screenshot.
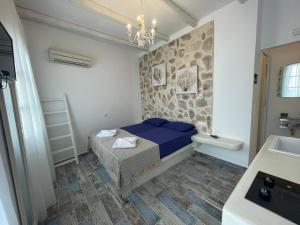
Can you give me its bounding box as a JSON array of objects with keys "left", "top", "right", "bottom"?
[{"left": 48, "top": 48, "right": 92, "bottom": 67}]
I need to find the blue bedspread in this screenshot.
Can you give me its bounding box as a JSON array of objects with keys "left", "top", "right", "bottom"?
[
  {"left": 122, "top": 123, "right": 197, "bottom": 158},
  {"left": 121, "top": 123, "right": 157, "bottom": 134}
]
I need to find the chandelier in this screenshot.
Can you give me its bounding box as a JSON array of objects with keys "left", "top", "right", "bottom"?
[{"left": 126, "top": 0, "right": 157, "bottom": 48}]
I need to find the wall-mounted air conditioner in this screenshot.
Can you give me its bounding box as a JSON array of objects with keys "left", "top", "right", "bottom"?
[{"left": 48, "top": 48, "right": 92, "bottom": 67}]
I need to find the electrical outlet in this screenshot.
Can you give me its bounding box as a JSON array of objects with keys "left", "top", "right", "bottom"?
[{"left": 293, "top": 27, "right": 300, "bottom": 36}]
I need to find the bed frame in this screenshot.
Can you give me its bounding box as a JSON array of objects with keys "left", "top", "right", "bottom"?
[{"left": 91, "top": 144, "right": 193, "bottom": 200}]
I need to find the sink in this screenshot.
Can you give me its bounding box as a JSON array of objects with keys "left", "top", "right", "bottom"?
[{"left": 269, "top": 136, "right": 300, "bottom": 157}]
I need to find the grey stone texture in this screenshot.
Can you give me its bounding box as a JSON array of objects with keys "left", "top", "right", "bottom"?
[{"left": 139, "top": 21, "right": 214, "bottom": 133}]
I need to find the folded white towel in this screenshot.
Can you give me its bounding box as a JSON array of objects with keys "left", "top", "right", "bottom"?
[
  {"left": 112, "top": 137, "right": 138, "bottom": 149},
  {"left": 96, "top": 129, "right": 117, "bottom": 138}
]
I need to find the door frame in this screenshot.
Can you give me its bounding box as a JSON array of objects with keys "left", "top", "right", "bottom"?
[{"left": 256, "top": 52, "right": 271, "bottom": 150}]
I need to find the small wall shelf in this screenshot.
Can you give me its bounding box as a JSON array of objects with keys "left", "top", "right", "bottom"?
[{"left": 192, "top": 134, "right": 243, "bottom": 150}]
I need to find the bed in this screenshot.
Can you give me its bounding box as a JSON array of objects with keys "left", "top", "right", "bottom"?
[{"left": 89, "top": 118, "right": 197, "bottom": 199}]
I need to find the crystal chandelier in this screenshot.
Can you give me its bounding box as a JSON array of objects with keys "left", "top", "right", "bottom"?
[{"left": 126, "top": 0, "right": 157, "bottom": 48}]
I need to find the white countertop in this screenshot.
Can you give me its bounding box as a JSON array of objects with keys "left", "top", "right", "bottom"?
[{"left": 222, "top": 135, "right": 300, "bottom": 225}]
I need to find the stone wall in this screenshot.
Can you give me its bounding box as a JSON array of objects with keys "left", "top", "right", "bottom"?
[{"left": 139, "top": 22, "right": 214, "bottom": 133}]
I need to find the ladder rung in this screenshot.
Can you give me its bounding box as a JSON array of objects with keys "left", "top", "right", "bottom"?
[
  {"left": 42, "top": 94, "right": 78, "bottom": 166},
  {"left": 41, "top": 98, "right": 64, "bottom": 102},
  {"left": 49, "top": 134, "right": 71, "bottom": 141},
  {"left": 43, "top": 110, "right": 66, "bottom": 115},
  {"left": 54, "top": 158, "right": 76, "bottom": 168},
  {"left": 46, "top": 122, "right": 68, "bottom": 128},
  {"left": 52, "top": 146, "right": 74, "bottom": 155}
]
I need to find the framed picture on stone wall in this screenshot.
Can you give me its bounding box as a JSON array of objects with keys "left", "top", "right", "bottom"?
[
  {"left": 176, "top": 66, "right": 198, "bottom": 94},
  {"left": 152, "top": 63, "right": 166, "bottom": 86}
]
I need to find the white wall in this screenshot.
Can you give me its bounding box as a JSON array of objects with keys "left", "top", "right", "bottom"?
[
  {"left": 264, "top": 42, "right": 300, "bottom": 139},
  {"left": 152, "top": 1, "right": 259, "bottom": 167},
  {"left": 201, "top": 0, "right": 258, "bottom": 167},
  {"left": 22, "top": 20, "right": 142, "bottom": 154},
  {"left": 249, "top": 0, "right": 300, "bottom": 162},
  {"left": 261, "top": 0, "right": 300, "bottom": 49}
]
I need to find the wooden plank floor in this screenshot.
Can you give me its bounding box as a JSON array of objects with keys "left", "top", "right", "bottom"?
[{"left": 41, "top": 151, "right": 245, "bottom": 225}]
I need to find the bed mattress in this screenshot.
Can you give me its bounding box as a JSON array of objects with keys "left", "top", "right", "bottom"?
[
  {"left": 122, "top": 123, "right": 197, "bottom": 158},
  {"left": 89, "top": 129, "right": 160, "bottom": 189},
  {"left": 89, "top": 122, "right": 196, "bottom": 197}
]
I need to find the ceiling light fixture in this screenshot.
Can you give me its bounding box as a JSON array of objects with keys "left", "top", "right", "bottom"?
[{"left": 126, "top": 0, "right": 157, "bottom": 48}]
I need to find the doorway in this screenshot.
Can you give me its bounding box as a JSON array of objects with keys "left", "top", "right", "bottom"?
[
  {"left": 257, "top": 41, "right": 300, "bottom": 148},
  {"left": 257, "top": 52, "right": 269, "bottom": 149}
]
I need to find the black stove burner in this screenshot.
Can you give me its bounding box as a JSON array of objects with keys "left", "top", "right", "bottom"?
[{"left": 245, "top": 171, "right": 300, "bottom": 224}]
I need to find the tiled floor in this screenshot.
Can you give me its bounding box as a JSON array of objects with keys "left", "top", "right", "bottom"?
[{"left": 42, "top": 151, "right": 245, "bottom": 225}]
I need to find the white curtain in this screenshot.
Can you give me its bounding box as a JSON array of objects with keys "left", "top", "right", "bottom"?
[
  {"left": 282, "top": 63, "right": 300, "bottom": 97},
  {"left": 0, "top": 0, "right": 56, "bottom": 222},
  {"left": 0, "top": 161, "right": 20, "bottom": 225},
  {"left": 0, "top": 113, "right": 20, "bottom": 225}
]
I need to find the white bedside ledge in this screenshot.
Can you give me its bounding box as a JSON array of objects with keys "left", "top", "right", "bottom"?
[{"left": 192, "top": 134, "right": 243, "bottom": 150}]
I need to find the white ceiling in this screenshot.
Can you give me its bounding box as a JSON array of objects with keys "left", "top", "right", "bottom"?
[{"left": 14, "top": 0, "right": 235, "bottom": 47}]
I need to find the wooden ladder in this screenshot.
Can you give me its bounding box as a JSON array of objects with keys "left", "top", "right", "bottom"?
[{"left": 41, "top": 94, "right": 78, "bottom": 167}]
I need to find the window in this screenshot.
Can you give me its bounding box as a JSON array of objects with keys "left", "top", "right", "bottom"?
[{"left": 279, "top": 63, "right": 300, "bottom": 97}]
